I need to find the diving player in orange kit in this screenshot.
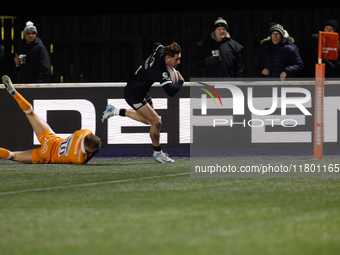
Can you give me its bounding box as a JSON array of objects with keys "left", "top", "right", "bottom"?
[{"left": 0, "top": 75, "right": 101, "bottom": 164}]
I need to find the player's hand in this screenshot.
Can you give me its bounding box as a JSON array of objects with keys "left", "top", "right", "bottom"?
[{"left": 177, "top": 71, "right": 184, "bottom": 82}]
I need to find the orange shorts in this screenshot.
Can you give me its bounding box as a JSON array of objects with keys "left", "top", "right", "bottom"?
[{"left": 32, "top": 129, "right": 62, "bottom": 164}]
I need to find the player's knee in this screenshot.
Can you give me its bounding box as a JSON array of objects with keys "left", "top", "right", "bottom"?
[{"left": 150, "top": 116, "right": 162, "bottom": 129}]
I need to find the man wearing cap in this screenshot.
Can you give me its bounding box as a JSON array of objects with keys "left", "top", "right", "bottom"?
[
  {"left": 194, "top": 17, "right": 243, "bottom": 78},
  {"left": 259, "top": 24, "right": 304, "bottom": 80},
  {"left": 14, "top": 21, "right": 51, "bottom": 83}
]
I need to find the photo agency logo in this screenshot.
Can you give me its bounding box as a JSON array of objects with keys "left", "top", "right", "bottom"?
[
  {"left": 198, "top": 83, "right": 223, "bottom": 115},
  {"left": 195, "top": 81, "right": 312, "bottom": 129}
]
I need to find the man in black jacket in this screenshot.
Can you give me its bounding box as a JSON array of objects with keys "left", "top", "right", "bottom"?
[
  {"left": 14, "top": 21, "right": 50, "bottom": 83},
  {"left": 194, "top": 17, "right": 243, "bottom": 78},
  {"left": 259, "top": 24, "right": 304, "bottom": 80}
]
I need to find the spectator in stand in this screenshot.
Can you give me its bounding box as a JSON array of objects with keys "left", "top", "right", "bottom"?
[
  {"left": 14, "top": 21, "right": 51, "bottom": 83},
  {"left": 305, "top": 19, "right": 340, "bottom": 77},
  {"left": 252, "top": 22, "right": 298, "bottom": 77},
  {"left": 193, "top": 17, "right": 243, "bottom": 78},
  {"left": 258, "top": 24, "right": 304, "bottom": 80}
]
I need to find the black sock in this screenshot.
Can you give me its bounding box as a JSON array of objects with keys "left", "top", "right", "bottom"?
[
  {"left": 153, "top": 146, "right": 161, "bottom": 152},
  {"left": 119, "top": 109, "right": 126, "bottom": 117}
]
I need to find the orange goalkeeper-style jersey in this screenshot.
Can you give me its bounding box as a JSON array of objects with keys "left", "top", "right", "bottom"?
[{"left": 32, "top": 129, "right": 92, "bottom": 164}]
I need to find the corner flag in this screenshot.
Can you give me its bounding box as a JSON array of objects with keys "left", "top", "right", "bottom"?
[{"left": 314, "top": 31, "right": 339, "bottom": 159}]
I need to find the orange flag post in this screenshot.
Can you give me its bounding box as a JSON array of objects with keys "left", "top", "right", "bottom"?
[
  {"left": 314, "top": 63, "right": 324, "bottom": 159},
  {"left": 314, "top": 32, "right": 339, "bottom": 159}
]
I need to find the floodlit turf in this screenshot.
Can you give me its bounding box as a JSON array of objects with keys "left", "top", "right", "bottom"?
[{"left": 1, "top": 156, "right": 340, "bottom": 255}]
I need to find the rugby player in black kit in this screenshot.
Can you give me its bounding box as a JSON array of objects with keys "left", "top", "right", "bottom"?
[{"left": 102, "top": 42, "right": 184, "bottom": 163}]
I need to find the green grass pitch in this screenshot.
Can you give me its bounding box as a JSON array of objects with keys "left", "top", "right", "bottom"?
[{"left": 1, "top": 156, "right": 340, "bottom": 255}]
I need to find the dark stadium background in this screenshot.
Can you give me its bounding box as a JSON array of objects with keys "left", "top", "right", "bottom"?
[{"left": 1, "top": 2, "right": 340, "bottom": 82}]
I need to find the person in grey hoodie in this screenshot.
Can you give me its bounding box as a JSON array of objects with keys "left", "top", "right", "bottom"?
[{"left": 194, "top": 17, "right": 243, "bottom": 78}]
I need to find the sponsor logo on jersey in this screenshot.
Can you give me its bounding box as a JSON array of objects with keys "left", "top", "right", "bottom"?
[
  {"left": 58, "top": 134, "right": 74, "bottom": 157},
  {"left": 41, "top": 137, "right": 49, "bottom": 154}
]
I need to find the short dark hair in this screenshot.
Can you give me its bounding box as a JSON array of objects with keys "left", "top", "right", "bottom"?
[{"left": 164, "top": 42, "right": 181, "bottom": 57}]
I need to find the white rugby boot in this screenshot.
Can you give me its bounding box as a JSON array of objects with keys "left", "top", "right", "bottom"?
[
  {"left": 2, "top": 75, "right": 16, "bottom": 95},
  {"left": 153, "top": 151, "right": 175, "bottom": 163},
  {"left": 102, "top": 104, "right": 118, "bottom": 122}
]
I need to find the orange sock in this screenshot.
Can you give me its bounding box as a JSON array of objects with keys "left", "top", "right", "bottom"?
[
  {"left": 13, "top": 92, "right": 33, "bottom": 113},
  {"left": 0, "top": 148, "right": 12, "bottom": 160}
]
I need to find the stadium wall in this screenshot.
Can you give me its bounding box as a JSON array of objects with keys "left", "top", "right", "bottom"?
[{"left": 0, "top": 81, "right": 339, "bottom": 156}]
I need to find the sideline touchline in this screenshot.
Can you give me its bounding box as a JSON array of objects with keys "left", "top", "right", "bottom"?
[{"left": 0, "top": 172, "right": 190, "bottom": 196}]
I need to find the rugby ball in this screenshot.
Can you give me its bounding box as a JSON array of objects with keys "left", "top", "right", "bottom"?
[{"left": 166, "top": 66, "right": 179, "bottom": 83}]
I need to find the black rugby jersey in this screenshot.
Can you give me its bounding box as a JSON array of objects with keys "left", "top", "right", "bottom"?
[{"left": 126, "top": 44, "right": 175, "bottom": 96}]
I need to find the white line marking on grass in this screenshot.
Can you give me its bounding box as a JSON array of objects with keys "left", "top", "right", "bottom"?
[{"left": 0, "top": 172, "right": 190, "bottom": 196}]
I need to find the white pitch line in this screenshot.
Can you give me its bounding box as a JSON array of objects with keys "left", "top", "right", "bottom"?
[{"left": 0, "top": 172, "right": 190, "bottom": 196}]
